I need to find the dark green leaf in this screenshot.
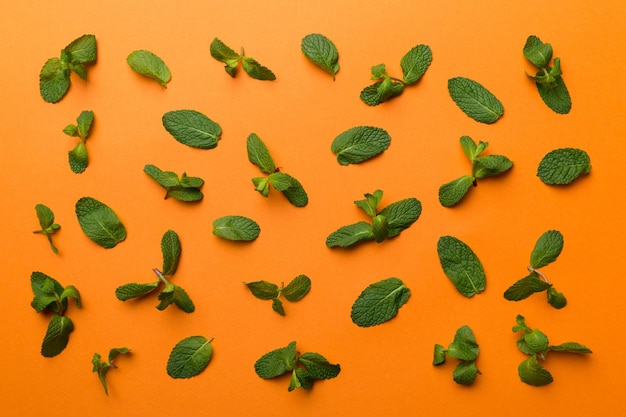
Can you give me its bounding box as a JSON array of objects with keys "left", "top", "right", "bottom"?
[
  {"left": 268, "top": 172, "right": 294, "bottom": 191},
  {"left": 115, "top": 282, "right": 160, "bottom": 301},
  {"left": 523, "top": 329, "right": 550, "bottom": 354},
  {"left": 372, "top": 215, "right": 389, "bottom": 243},
  {"left": 437, "top": 236, "right": 486, "bottom": 297},
  {"left": 167, "top": 188, "right": 204, "bottom": 202},
  {"left": 438, "top": 176, "right": 474, "bottom": 207},
  {"left": 350, "top": 277, "right": 411, "bottom": 327},
  {"left": 447, "top": 325, "right": 479, "bottom": 361},
  {"left": 244, "top": 281, "right": 280, "bottom": 300},
  {"left": 30, "top": 272, "right": 65, "bottom": 313},
  {"left": 75, "top": 197, "right": 126, "bottom": 248},
  {"left": 301, "top": 33, "right": 339, "bottom": 79},
  {"left": 523, "top": 35, "right": 553, "bottom": 68},
  {"left": 453, "top": 361, "right": 480, "bottom": 385},
  {"left": 282, "top": 275, "right": 311, "bottom": 302},
  {"left": 400, "top": 44, "right": 432, "bottom": 84},
  {"left": 213, "top": 215, "right": 260, "bottom": 241},
  {"left": 41, "top": 315, "right": 74, "bottom": 357},
  {"left": 548, "top": 342, "right": 592, "bottom": 354},
  {"left": 279, "top": 174, "right": 308, "bottom": 207},
  {"left": 39, "top": 57, "right": 70, "bottom": 103},
  {"left": 35, "top": 204, "right": 55, "bottom": 230},
  {"left": 535, "top": 73, "right": 571, "bottom": 114},
  {"left": 75, "top": 110, "right": 94, "bottom": 139},
  {"left": 518, "top": 355, "right": 553, "bottom": 386},
  {"left": 360, "top": 80, "right": 404, "bottom": 106},
  {"left": 64, "top": 34, "right": 97, "bottom": 64},
  {"left": 503, "top": 272, "right": 552, "bottom": 301},
  {"left": 167, "top": 336, "right": 213, "bottom": 379},
  {"left": 331, "top": 126, "right": 391, "bottom": 165},
  {"left": 448, "top": 77, "right": 504, "bottom": 124},
  {"left": 547, "top": 287, "right": 567, "bottom": 309},
  {"left": 60, "top": 285, "right": 81, "bottom": 307},
  {"left": 473, "top": 155, "right": 513, "bottom": 178},
  {"left": 254, "top": 341, "right": 297, "bottom": 379},
  {"left": 172, "top": 286, "right": 195, "bottom": 313},
  {"left": 298, "top": 352, "right": 341, "bottom": 380},
  {"left": 433, "top": 344, "right": 447, "bottom": 365},
  {"left": 326, "top": 221, "right": 374, "bottom": 248},
  {"left": 247, "top": 133, "right": 276, "bottom": 173},
  {"left": 537, "top": 148, "right": 591, "bottom": 185},
  {"left": 378, "top": 197, "right": 422, "bottom": 238},
  {"left": 530, "top": 230, "right": 564, "bottom": 268},
  {"left": 126, "top": 50, "right": 171, "bottom": 87},
  {"left": 162, "top": 109, "right": 222, "bottom": 149},
  {"left": 272, "top": 298, "right": 285, "bottom": 316},
  {"left": 241, "top": 56, "right": 276, "bottom": 80},
  {"left": 161, "top": 230, "right": 182, "bottom": 276}
]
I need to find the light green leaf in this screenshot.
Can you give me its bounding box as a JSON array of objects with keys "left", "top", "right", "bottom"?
[
  {"left": 244, "top": 281, "right": 280, "bottom": 300},
  {"left": 167, "top": 336, "right": 213, "bottom": 379},
  {"left": 537, "top": 148, "right": 591, "bottom": 185},
  {"left": 39, "top": 57, "right": 70, "bottom": 103},
  {"left": 127, "top": 50, "right": 171, "bottom": 87},
  {"left": 400, "top": 44, "right": 432, "bottom": 85},
  {"left": 60, "top": 285, "right": 81, "bottom": 307},
  {"left": 372, "top": 214, "right": 388, "bottom": 243},
  {"left": 272, "top": 298, "right": 285, "bottom": 316},
  {"left": 68, "top": 141, "right": 88, "bottom": 174},
  {"left": 547, "top": 287, "right": 567, "bottom": 309},
  {"left": 279, "top": 174, "right": 308, "bottom": 207},
  {"left": 437, "top": 236, "right": 486, "bottom": 297},
  {"left": 241, "top": 56, "right": 276, "bottom": 80},
  {"left": 213, "top": 215, "right": 260, "bottom": 241},
  {"left": 530, "top": 230, "right": 564, "bottom": 268},
  {"left": 447, "top": 325, "right": 479, "bottom": 361},
  {"left": 331, "top": 126, "right": 391, "bottom": 165},
  {"left": 473, "top": 155, "right": 513, "bottom": 179},
  {"left": 210, "top": 38, "right": 241, "bottom": 65},
  {"left": 156, "top": 284, "right": 195, "bottom": 312},
  {"left": 35, "top": 204, "right": 55, "bottom": 230},
  {"left": 179, "top": 173, "right": 204, "bottom": 188},
  {"left": 268, "top": 172, "right": 294, "bottom": 191},
  {"left": 41, "top": 315, "right": 74, "bottom": 357},
  {"left": 523, "top": 329, "right": 550, "bottom": 354},
  {"left": 438, "top": 176, "right": 474, "bottom": 207},
  {"left": 460, "top": 136, "right": 478, "bottom": 161},
  {"left": 518, "top": 355, "right": 553, "bottom": 386},
  {"left": 503, "top": 272, "right": 552, "bottom": 301},
  {"left": 433, "top": 344, "right": 447, "bottom": 365},
  {"left": 162, "top": 109, "right": 222, "bottom": 149},
  {"left": 75, "top": 197, "right": 126, "bottom": 248},
  {"left": 448, "top": 77, "right": 504, "bottom": 124},
  {"left": 360, "top": 79, "right": 404, "bottom": 106},
  {"left": 161, "top": 230, "right": 182, "bottom": 276},
  {"left": 143, "top": 164, "right": 162, "bottom": 181},
  {"left": 254, "top": 341, "right": 297, "bottom": 379},
  {"left": 326, "top": 221, "right": 374, "bottom": 248},
  {"left": 298, "top": 352, "right": 341, "bottom": 380},
  {"left": 115, "top": 282, "right": 159, "bottom": 301},
  {"left": 301, "top": 33, "right": 339, "bottom": 79},
  {"left": 548, "top": 342, "right": 592, "bottom": 354},
  {"left": 247, "top": 133, "right": 276, "bottom": 174},
  {"left": 282, "top": 275, "right": 311, "bottom": 302},
  {"left": 354, "top": 190, "right": 383, "bottom": 217},
  {"left": 535, "top": 73, "right": 571, "bottom": 114},
  {"left": 453, "top": 361, "right": 480, "bottom": 385},
  {"left": 350, "top": 277, "right": 411, "bottom": 327},
  {"left": 523, "top": 35, "right": 553, "bottom": 68},
  {"left": 108, "top": 347, "right": 131, "bottom": 362},
  {"left": 378, "top": 197, "right": 422, "bottom": 238},
  {"left": 64, "top": 34, "right": 97, "bottom": 64}
]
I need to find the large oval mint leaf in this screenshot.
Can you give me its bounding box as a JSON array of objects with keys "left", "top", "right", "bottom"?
[
  {"left": 536, "top": 73, "right": 571, "bottom": 114},
  {"left": 161, "top": 230, "right": 182, "bottom": 276},
  {"left": 448, "top": 77, "right": 504, "bottom": 124},
  {"left": 437, "top": 236, "right": 486, "bottom": 297},
  {"left": 39, "top": 57, "right": 70, "bottom": 103},
  {"left": 162, "top": 110, "right": 222, "bottom": 149},
  {"left": 282, "top": 274, "right": 311, "bottom": 302},
  {"left": 331, "top": 126, "right": 391, "bottom": 165},
  {"left": 530, "top": 230, "right": 564, "bottom": 268},
  {"left": 127, "top": 49, "right": 171, "bottom": 87},
  {"left": 301, "top": 33, "right": 339, "bottom": 79},
  {"left": 166, "top": 336, "right": 213, "bottom": 379},
  {"left": 350, "top": 277, "right": 411, "bottom": 327},
  {"left": 41, "top": 315, "right": 74, "bottom": 357},
  {"left": 400, "top": 44, "right": 432, "bottom": 85},
  {"left": 75, "top": 197, "right": 126, "bottom": 248},
  {"left": 254, "top": 341, "right": 297, "bottom": 379},
  {"left": 537, "top": 148, "right": 591, "bottom": 185},
  {"left": 212, "top": 215, "right": 260, "bottom": 241},
  {"left": 326, "top": 221, "right": 374, "bottom": 248},
  {"left": 247, "top": 133, "right": 275, "bottom": 174},
  {"left": 518, "top": 355, "right": 553, "bottom": 386},
  {"left": 378, "top": 197, "right": 422, "bottom": 238},
  {"left": 438, "top": 176, "right": 475, "bottom": 207}
]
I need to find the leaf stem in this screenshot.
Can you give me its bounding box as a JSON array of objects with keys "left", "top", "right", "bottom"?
[
  {"left": 153, "top": 268, "right": 170, "bottom": 285},
  {"left": 527, "top": 266, "right": 549, "bottom": 283}
]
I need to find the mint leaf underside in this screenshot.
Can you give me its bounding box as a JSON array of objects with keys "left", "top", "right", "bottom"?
[
  {"left": 162, "top": 110, "right": 222, "bottom": 149},
  {"left": 351, "top": 277, "right": 411, "bottom": 327},
  {"left": 167, "top": 336, "right": 213, "bottom": 379},
  {"left": 537, "top": 148, "right": 591, "bottom": 185},
  {"left": 301, "top": 33, "right": 339, "bottom": 79},
  {"left": 75, "top": 197, "right": 126, "bottom": 248},
  {"left": 127, "top": 49, "right": 171, "bottom": 87},
  {"left": 331, "top": 126, "right": 391, "bottom": 165},
  {"left": 448, "top": 77, "right": 504, "bottom": 124},
  {"left": 212, "top": 215, "right": 261, "bottom": 241},
  {"left": 437, "top": 236, "right": 486, "bottom": 297}
]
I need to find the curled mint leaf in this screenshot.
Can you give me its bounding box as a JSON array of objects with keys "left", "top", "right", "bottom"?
[
  {"left": 518, "top": 355, "right": 553, "bottom": 386},
  {"left": 447, "top": 325, "right": 480, "bottom": 362},
  {"left": 547, "top": 287, "right": 567, "bottom": 309},
  {"left": 63, "top": 110, "right": 94, "bottom": 174},
  {"left": 453, "top": 361, "right": 480, "bottom": 385},
  {"left": 68, "top": 142, "right": 88, "bottom": 173},
  {"left": 75, "top": 197, "right": 126, "bottom": 249},
  {"left": 244, "top": 281, "right": 280, "bottom": 300},
  {"left": 301, "top": 33, "right": 339, "bottom": 79},
  {"left": 213, "top": 215, "right": 260, "bottom": 241},
  {"left": 167, "top": 336, "right": 213, "bottom": 379},
  {"left": 162, "top": 110, "right": 222, "bottom": 149},
  {"left": 433, "top": 344, "right": 447, "bottom": 365},
  {"left": 127, "top": 49, "right": 171, "bottom": 87},
  {"left": 350, "top": 277, "right": 411, "bottom": 327},
  {"left": 33, "top": 204, "right": 60, "bottom": 254},
  {"left": 548, "top": 342, "right": 592, "bottom": 354},
  {"left": 378, "top": 198, "right": 421, "bottom": 238},
  {"left": 448, "top": 77, "right": 504, "bottom": 124},
  {"left": 210, "top": 38, "right": 241, "bottom": 76},
  {"left": 535, "top": 73, "right": 571, "bottom": 114},
  {"left": 523, "top": 36, "right": 553, "bottom": 68},
  {"left": 437, "top": 236, "right": 486, "bottom": 297},
  {"left": 92, "top": 347, "right": 130, "bottom": 395},
  {"left": 537, "top": 148, "right": 591, "bottom": 185},
  {"left": 331, "top": 126, "right": 391, "bottom": 165},
  {"left": 143, "top": 164, "right": 204, "bottom": 202},
  {"left": 247, "top": 133, "right": 276, "bottom": 174}
]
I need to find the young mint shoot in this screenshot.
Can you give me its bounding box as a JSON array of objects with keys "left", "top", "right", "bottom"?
[
  {"left": 244, "top": 275, "right": 311, "bottom": 315},
  {"left": 63, "top": 110, "right": 94, "bottom": 173},
  {"left": 433, "top": 325, "right": 481, "bottom": 385},
  {"left": 144, "top": 164, "right": 204, "bottom": 202},
  {"left": 33, "top": 204, "right": 61, "bottom": 254},
  {"left": 92, "top": 347, "right": 131, "bottom": 395},
  {"left": 210, "top": 38, "right": 276, "bottom": 80}
]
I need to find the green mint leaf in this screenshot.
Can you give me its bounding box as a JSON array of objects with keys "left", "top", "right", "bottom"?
[
  {"left": 331, "top": 126, "right": 391, "bottom": 165},
  {"left": 161, "top": 230, "right": 182, "bottom": 276},
  {"left": 76, "top": 110, "right": 94, "bottom": 139},
  {"left": 447, "top": 325, "right": 479, "bottom": 361},
  {"left": 513, "top": 314, "right": 531, "bottom": 333},
  {"left": 372, "top": 214, "right": 389, "bottom": 243},
  {"left": 523, "top": 35, "right": 553, "bottom": 68},
  {"left": 268, "top": 172, "right": 294, "bottom": 191},
  {"left": 354, "top": 190, "right": 384, "bottom": 217},
  {"left": 109, "top": 347, "right": 131, "bottom": 362},
  {"left": 115, "top": 282, "right": 159, "bottom": 301},
  {"left": 162, "top": 109, "right": 222, "bottom": 149},
  {"left": 301, "top": 33, "right": 339, "bottom": 79},
  {"left": 144, "top": 164, "right": 204, "bottom": 202},
  {"left": 126, "top": 49, "right": 171, "bottom": 87},
  {"left": 437, "top": 236, "right": 486, "bottom": 297},
  {"left": 39, "top": 57, "right": 70, "bottom": 103},
  {"left": 35, "top": 203, "right": 55, "bottom": 230},
  {"left": 298, "top": 352, "right": 341, "bottom": 380},
  {"left": 350, "top": 277, "right": 411, "bottom": 327},
  {"left": 143, "top": 164, "right": 162, "bottom": 181},
  {"left": 272, "top": 298, "right": 285, "bottom": 316},
  {"left": 535, "top": 72, "right": 571, "bottom": 114},
  {"left": 68, "top": 141, "right": 88, "bottom": 174},
  {"left": 70, "top": 62, "right": 87, "bottom": 80},
  {"left": 530, "top": 230, "right": 564, "bottom": 268},
  {"left": 63, "top": 124, "right": 78, "bottom": 137},
  {"left": 167, "top": 336, "right": 213, "bottom": 379},
  {"left": 93, "top": 348, "right": 130, "bottom": 395},
  {"left": 244, "top": 281, "right": 280, "bottom": 300},
  {"left": 360, "top": 79, "right": 404, "bottom": 106},
  {"left": 453, "top": 361, "right": 480, "bottom": 385},
  {"left": 288, "top": 368, "right": 314, "bottom": 391},
  {"left": 438, "top": 176, "right": 475, "bottom": 207},
  {"left": 241, "top": 56, "right": 276, "bottom": 80},
  {"left": 64, "top": 34, "right": 97, "bottom": 64},
  {"left": 523, "top": 329, "right": 550, "bottom": 354},
  {"left": 460, "top": 136, "right": 478, "bottom": 161},
  {"left": 279, "top": 174, "right": 309, "bottom": 207},
  {"left": 30, "top": 272, "right": 64, "bottom": 313},
  {"left": 400, "top": 44, "right": 432, "bottom": 85},
  {"left": 60, "top": 285, "right": 81, "bottom": 307},
  {"left": 213, "top": 215, "right": 260, "bottom": 241},
  {"left": 179, "top": 173, "right": 204, "bottom": 188},
  {"left": 378, "top": 197, "right": 422, "bottom": 238},
  {"left": 210, "top": 38, "right": 241, "bottom": 76},
  {"left": 166, "top": 188, "right": 204, "bottom": 202},
  {"left": 537, "top": 148, "right": 591, "bottom": 185},
  {"left": 548, "top": 342, "right": 592, "bottom": 354},
  {"left": 448, "top": 77, "right": 504, "bottom": 124},
  {"left": 473, "top": 155, "right": 513, "bottom": 179},
  {"left": 281, "top": 275, "right": 311, "bottom": 302},
  {"left": 547, "top": 287, "right": 567, "bottom": 309},
  {"left": 433, "top": 344, "right": 447, "bottom": 365},
  {"left": 41, "top": 315, "right": 74, "bottom": 357},
  {"left": 247, "top": 133, "right": 276, "bottom": 174},
  {"left": 254, "top": 341, "right": 297, "bottom": 379},
  {"left": 326, "top": 221, "right": 374, "bottom": 248},
  {"left": 75, "top": 197, "right": 126, "bottom": 248},
  {"left": 157, "top": 284, "right": 195, "bottom": 312},
  {"left": 518, "top": 354, "right": 553, "bottom": 386},
  {"left": 503, "top": 272, "right": 552, "bottom": 301}
]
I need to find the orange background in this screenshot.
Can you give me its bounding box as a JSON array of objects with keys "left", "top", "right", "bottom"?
[{"left": 2, "top": 0, "right": 625, "bottom": 415}]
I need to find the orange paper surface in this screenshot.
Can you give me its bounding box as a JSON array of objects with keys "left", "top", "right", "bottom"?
[{"left": 2, "top": 1, "right": 625, "bottom": 415}]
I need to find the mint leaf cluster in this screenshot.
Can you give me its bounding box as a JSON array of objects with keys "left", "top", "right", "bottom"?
[
  {"left": 39, "top": 34, "right": 97, "bottom": 103},
  {"left": 244, "top": 275, "right": 311, "bottom": 316},
  {"left": 167, "top": 336, "right": 214, "bottom": 379},
  {"left": 30, "top": 272, "right": 81, "bottom": 357},
  {"left": 210, "top": 38, "right": 276, "bottom": 80},
  {"left": 504, "top": 230, "right": 567, "bottom": 309},
  {"left": 447, "top": 77, "right": 504, "bottom": 124},
  {"left": 301, "top": 33, "right": 340, "bottom": 79},
  {"left": 247, "top": 133, "right": 308, "bottom": 207},
  {"left": 92, "top": 347, "right": 131, "bottom": 395},
  {"left": 513, "top": 315, "right": 591, "bottom": 386},
  {"left": 523, "top": 35, "right": 571, "bottom": 114},
  {"left": 115, "top": 230, "right": 195, "bottom": 313},
  {"left": 437, "top": 236, "right": 486, "bottom": 297},
  {"left": 326, "top": 190, "right": 421, "bottom": 248},
  {"left": 350, "top": 277, "right": 411, "bottom": 327},
  {"left": 126, "top": 49, "right": 171, "bottom": 87},
  {"left": 33, "top": 204, "right": 61, "bottom": 254},
  {"left": 254, "top": 341, "right": 340, "bottom": 391},
  {"left": 144, "top": 164, "right": 204, "bottom": 202},
  {"left": 360, "top": 44, "right": 432, "bottom": 106},
  {"left": 438, "top": 136, "right": 513, "bottom": 207},
  {"left": 75, "top": 197, "right": 127, "bottom": 249},
  {"left": 433, "top": 325, "right": 481, "bottom": 385},
  {"left": 63, "top": 110, "right": 94, "bottom": 174},
  {"left": 537, "top": 148, "right": 591, "bottom": 185}
]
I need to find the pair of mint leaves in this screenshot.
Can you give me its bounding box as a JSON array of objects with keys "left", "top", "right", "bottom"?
[
  {"left": 326, "top": 190, "right": 422, "bottom": 248},
  {"left": 115, "top": 230, "right": 195, "bottom": 313},
  {"left": 63, "top": 110, "right": 94, "bottom": 174},
  {"left": 244, "top": 275, "right": 311, "bottom": 316},
  {"left": 433, "top": 325, "right": 481, "bottom": 385},
  {"left": 33, "top": 204, "right": 61, "bottom": 253},
  {"left": 144, "top": 164, "right": 205, "bottom": 202},
  {"left": 210, "top": 38, "right": 276, "bottom": 80},
  {"left": 254, "top": 341, "right": 340, "bottom": 391}
]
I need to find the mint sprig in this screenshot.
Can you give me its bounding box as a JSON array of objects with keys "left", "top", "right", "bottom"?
[
  {"left": 92, "top": 347, "right": 131, "bottom": 395},
  {"left": 504, "top": 230, "right": 567, "bottom": 308},
  {"left": 301, "top": 33, "right": 340, "bottom": 79},
  {"left": 210, "top": 38, "right": 276, "bottom": 80},
  {"left": 326, "top": 190, "right": 421, "bottom": 248},
  {"left": 244, "top": 275, "right": 311, "bottom": 315},
  {"left": 433, "top": 325, "right": 481, "bottom": 385},
  {"left": 144, "top": 164, "right": 204, "bottom": 202},
  {"left": 360, "top": 44, "right": 432, "bottom": 106},
  {"left": 115, "top": 230, "right": 195, "bottom": 313},
  {"left": 63, "top": 110, "right": 94, "bottom": 173},
  {"left": 33, "top": 204, "right": 61, "bottom": 254},
  {"left": 30, "top": 271, "right": 81, "bottom": 357},
  {"left": 39, "top": 34, "right": 97, "bottom": 103},
  {"left": 127, "top": 49, "right": 171, "bottom": 87},
  {"left": 254, "top": 341, "right": 340, "bottom": 391},
  {"left": 438, "top": 136, "right": 513, "bottom": 207},
  {"left": 513, "top": 315, "right": 591, "bottom": 386}
]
